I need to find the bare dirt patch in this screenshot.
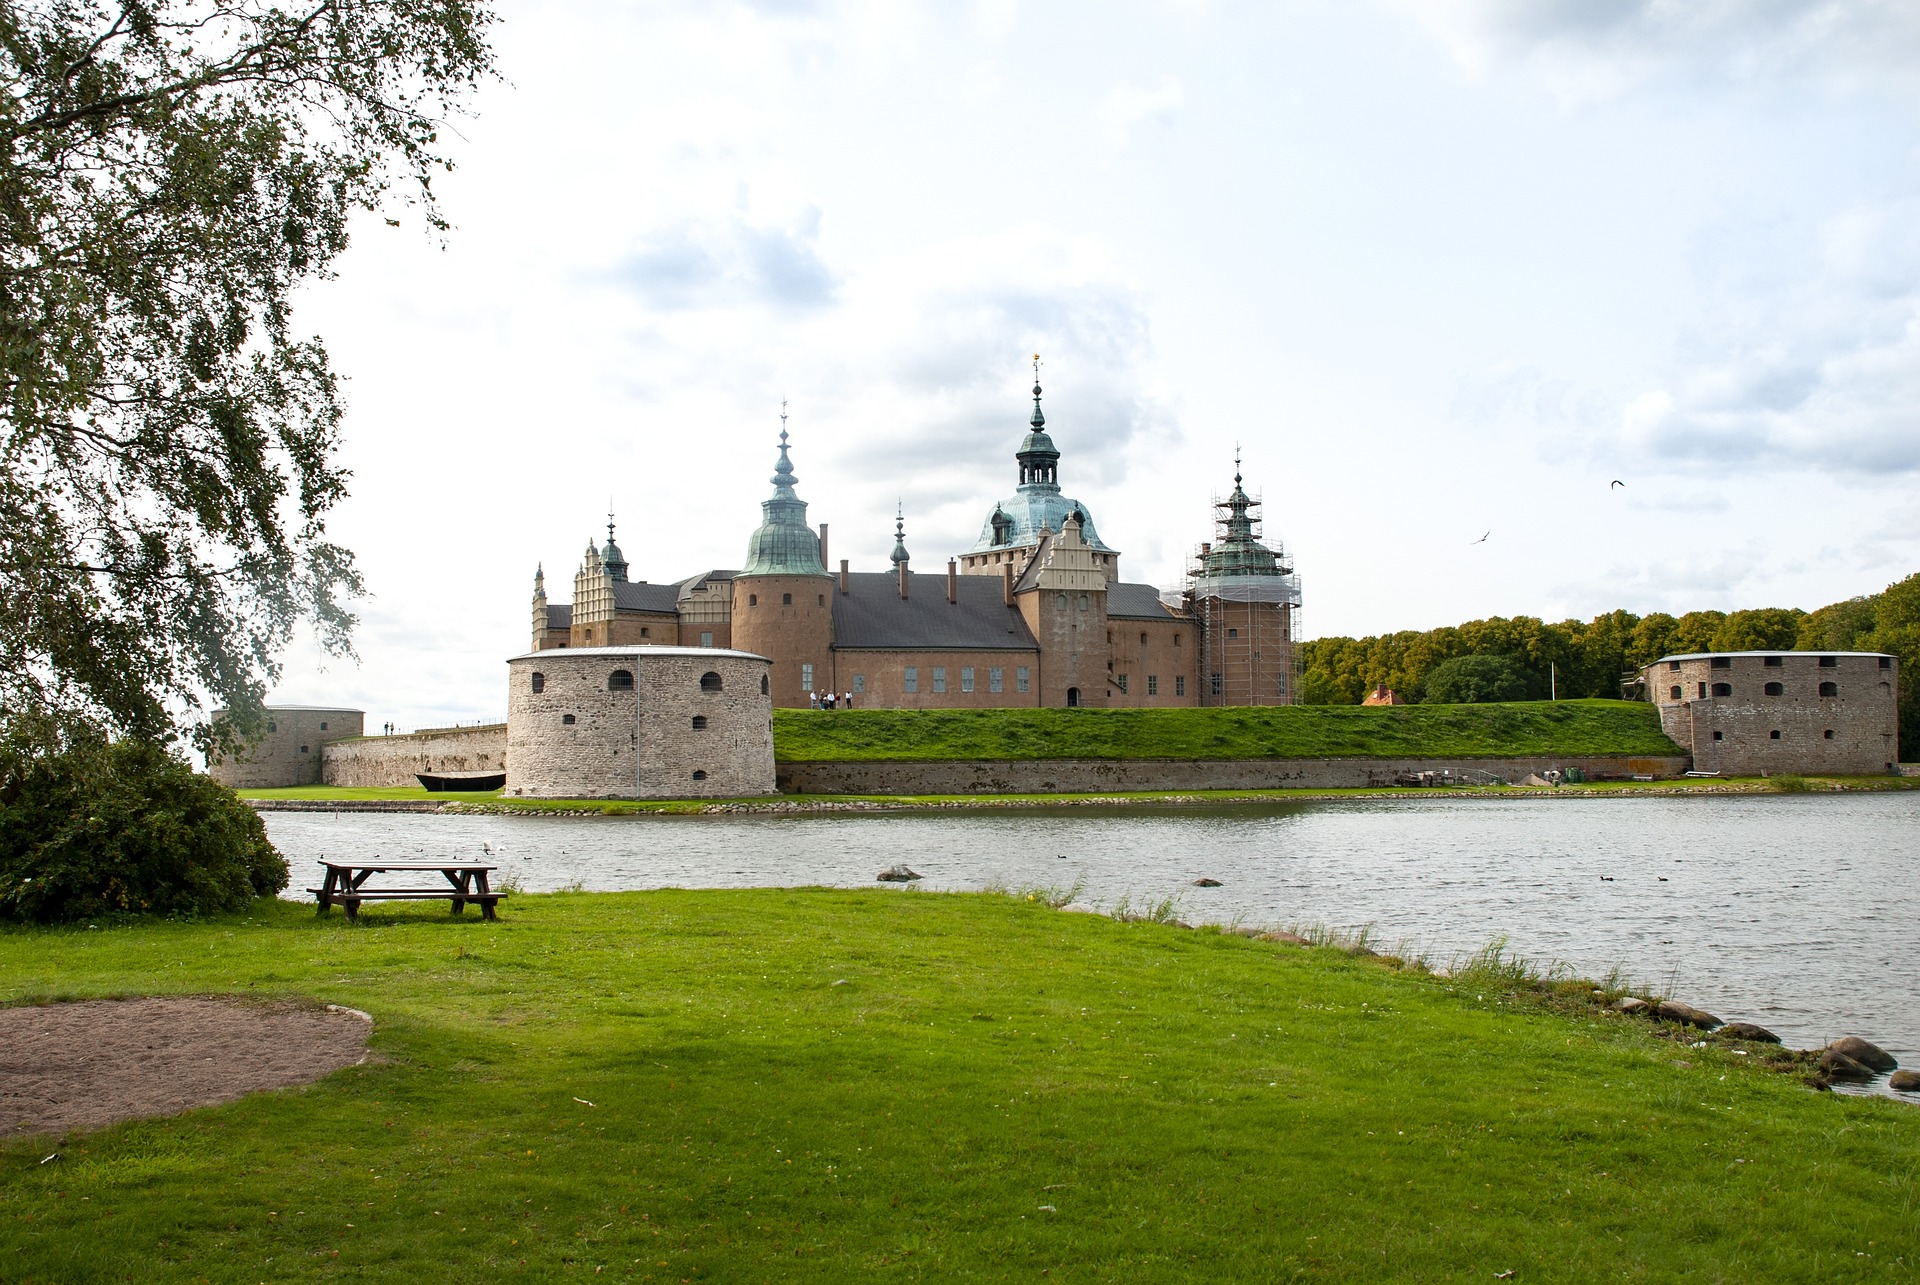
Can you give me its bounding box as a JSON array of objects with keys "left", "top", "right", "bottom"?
[{"left": 1, "top": 996, "right": 372, "bottom": 1138}]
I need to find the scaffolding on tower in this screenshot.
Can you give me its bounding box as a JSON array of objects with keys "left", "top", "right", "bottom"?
[{"left": 1183, "top": 480, "right": 1303, "bottom": 706}]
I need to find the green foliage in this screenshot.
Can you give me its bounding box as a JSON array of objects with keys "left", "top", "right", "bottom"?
[
  {"left": 773, "top": 700, "right": 1680, "bottom": 761},
  {"left": 0, "top": 893, "right": 1913, "bottom": 1279},
  {"left": 0, "top": 0, "right": 496, "bottom": 752},
  {"left": 1423, "top": 654, "right": 1528, "bottom": 704},
  {"left": 0, "top": 731, "right": 286, "bottom": 921},
  {"left": 1300, "top": 569, "right": 1919, "bottom": 757}
]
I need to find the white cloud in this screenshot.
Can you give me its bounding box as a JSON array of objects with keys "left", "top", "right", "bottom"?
[
  {"left": 1407, "top": 0, "right": 1920, "bottom": 100},
  {"left": 1098, "top": 76, "right": 1185, "bottom": 153}
]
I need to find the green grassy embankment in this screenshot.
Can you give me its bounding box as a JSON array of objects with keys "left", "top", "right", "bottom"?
[
  {"left": 1, "top": 891, "right": 1913, "bottom": 1281},
  {"left": 774, "top": 698, "right": 1682, "bottom": 762}
]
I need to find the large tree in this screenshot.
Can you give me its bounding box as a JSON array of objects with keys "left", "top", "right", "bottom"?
[{"left": 0, "top": 0, "right": 494, "bottom": 753}]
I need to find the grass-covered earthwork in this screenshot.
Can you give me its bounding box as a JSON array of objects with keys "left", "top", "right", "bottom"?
[
  {"left": 773, "top": 698, "right": 1683, "bottom": 762},
  {"left": 2, "top": 891, "right": 1914, "bottom": 1280}
]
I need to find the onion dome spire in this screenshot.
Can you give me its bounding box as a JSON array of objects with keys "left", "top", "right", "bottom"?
[
  {"left": 600, "top": 506, "right": 628, "bottom": 582},
  {"left": 1016, "top": 353, "right": 1060, "bottom": 489},
  {"left": 889, "top": 503, "right": 910, "bottom": 566},
  {"left": 741, "top": 401, "right": 828, "bottom": 577}
]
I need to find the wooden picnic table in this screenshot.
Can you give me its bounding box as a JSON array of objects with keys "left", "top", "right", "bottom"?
[{"left": 310, "top": 860, "right": 505, "bottom": 921}]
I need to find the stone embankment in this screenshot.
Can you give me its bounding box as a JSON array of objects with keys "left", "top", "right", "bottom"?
[{"left": 776, "top": 754, "right": 1692, "bottom": 795}]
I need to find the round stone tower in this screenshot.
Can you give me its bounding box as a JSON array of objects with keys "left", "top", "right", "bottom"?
[{"left": 729, "top": 420, "right": 834, "bottom": 707}]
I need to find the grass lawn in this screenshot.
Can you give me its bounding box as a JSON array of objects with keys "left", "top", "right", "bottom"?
[
  {"left": 2, "top": 892, "right": 1914, "bottom": 1281},
  {"left": 773, "top": 699, "right": 1682, "bottom": 762}
]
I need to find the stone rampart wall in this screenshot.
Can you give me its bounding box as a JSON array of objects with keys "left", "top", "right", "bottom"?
[
  {"left": 775, "top": 754, "right": 1693, "bottom": 795},
  {"left": 320, "top": 725, "right": 507, "bottom": 788}
]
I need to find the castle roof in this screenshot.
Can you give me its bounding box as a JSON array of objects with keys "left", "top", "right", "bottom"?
[
  {"left": 970, "top": 376, "right": 1114, "bottom": 555},
  {"left": 610, "top": 581, "right": 682, "bottom": 614},
  {"left": 831, "top": 572, "right": 1039, "bottom": 652},
  {"left": 741, "top": 426, "right": 828, "bottom": 577},
  {"left": 1106, "top": 582, "right": 1181, "bottom": 620}
]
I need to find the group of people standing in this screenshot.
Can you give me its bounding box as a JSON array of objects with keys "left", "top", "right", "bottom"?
[{"left": 807, "top": 691, "right": 854, "bottom": 710}]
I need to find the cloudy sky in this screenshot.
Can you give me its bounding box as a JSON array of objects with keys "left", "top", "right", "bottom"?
[{"left": 279, "top": 0, "right": 1920, "bottom": 728}]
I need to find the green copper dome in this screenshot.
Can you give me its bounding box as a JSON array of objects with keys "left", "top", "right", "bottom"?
[
  {"left": 1199, "top": 470, "right": 1285, "bottom": 577},
  {"left": 741, "top": 428, "right": 828, "bottom": 577}
]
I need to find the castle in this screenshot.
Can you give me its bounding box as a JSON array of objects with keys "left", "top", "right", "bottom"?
[{"left": 529, "top": 371, "right": 1304, "bottom": 710}]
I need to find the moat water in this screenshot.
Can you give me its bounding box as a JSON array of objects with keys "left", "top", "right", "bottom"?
[{"left": 266, "top": 792, "right": 1920, "bottom": 1097}]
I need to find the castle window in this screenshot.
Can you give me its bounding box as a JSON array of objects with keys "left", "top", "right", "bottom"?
[
  {"left": 989, "top": 667, "right": 1003, "bottom": 693},
  {"left": 1764, "top": 656, "right": 1783, "bottom": 668},
  {"left": 749, "top": 594, "right": 757, "bottom": 606},
  {"left": 760, "top": 674, "right": 769, "bottom": 695},
  {"left": 1174, "top": 634, "right": 1181, "bottom": 648},
  {"left": 700, "top": 632, "right": 714, "bottom": 648},
  {"left": 782, "top": 593, "right": 792, "bottom": 606},
  {"left": 1228, "top": 628, "right": 1238, "bottom": 640},
  {"left": 1668, "top": 660, "right": 1680, "bottom": 671},
  {"left": 1710, "top": 657, "right": 1731, "bottom": 669},
  {"left": 267, "top": 721, "right": 276, "bottom": 732},
  {"left": 1764, "top": 682, "right": 1783, "bottom": 696},
  {"left": 1140, "top": 633, "right": 1148, "bottom": 647},
  {"left": 903, "top": 667, "right": 918, "bottom": 694},
  {"left": 1056, "top": 593, "right": 1067, "bottom": 608},
  {"left": 1818, "top": 656, "right": 1838, "bottom": 668},
  {"left": 1819, "top": 681, "right": 1838, "bottom": 697},
  {"left": 801, "top": 663, "right": 814, "bottom": 691},
  {"left": 1770, "top": 730, "right": 1781, "bottom": 739},
  {"left": 609, "top": 669, "right": 634, "bottom": 690},
  {"left": 1825, "top": 729, "right": 1836, "bottom": 739},
  {"left": 853, "top": 674, "right": 865, "bottom": 693},
  {"left": 700, "top": 672, "right": 723, "bottom": 693},
  {"left": 1148, "top": 675, "right": 1158, "bottom": 696},
  {"left": 1712, "top": 731, "right": 1723, "bottom": 741},
  {"left": 319, "top": 722, "right": 328, "bottom": 731},
  {"left": 1880, "top": 656, "right": 1893, "bottom": 669},
  {"left": 1078, "top": 594, "right": 1089, "bottom": 610},
  {"left": 1176, "top": 675, "right": 1186, "bottom": 697},
  {"left": 1669, "top": 686, "right": 1682, "bottom": 700},
  {"left": 961, "top": 667, "right": 974, "bottom": 693},
  {"left": 818, "top": 594, "right": 825, "bottom": 607},
  {"left": 932, "top": 667, "right": 947, "bottom": 693},
  {"left": 1711, "top": 682, "right": 1732, "bottom": 697},
  {"left": 1115, "top": 674, "right": 1128, "bottom": 693},
  {"left": 1697, "top": 683, "right": 1707, "bottom": 698},
  {"left": 692, "top": 716, "right": 708, "bottom": 729},
  {"left": 692, "top": 770, "right": 708, "bottom": 781},
  {"left": 1016, "top": 666, "right": 1030, "bottom": 693},
  {"left": 531, "top": 672, "right": 545, "bottom": 693},
  {"left": 298, "top": 745, "right": 309, "bottom": 754},
  {"left": 562, "top": 714, "right": 575, "bottom": 725},
  {"left": 641, "top": 627, "right": 649, "bottom": 637}
]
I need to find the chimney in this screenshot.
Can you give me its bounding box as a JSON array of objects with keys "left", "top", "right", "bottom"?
[
  {"left": 839, "top": 558, "right": 849, "bottom": 595},
  {"left": 1003, "top": 563, "right": 1015, "bottom": 606},
  {"left": 947, "top": 559, "right": 957, "bottom": 604},
  {"left": 897, "top": 561, "right": 909, "bottom": 599},
  {"left": 818, "top": 523, "right": 829, "bottom": 568},
  {"left": 1200, "top": 542, "right": 1212, "bottom": 557}
]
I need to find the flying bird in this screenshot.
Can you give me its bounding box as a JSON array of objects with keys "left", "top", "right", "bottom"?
[
  {"left": 1470, "top": 531, "right": 1490, "bottom": 545},
  {"left": 1611, "top": 479, "right": 1625, "bottom": 489}
]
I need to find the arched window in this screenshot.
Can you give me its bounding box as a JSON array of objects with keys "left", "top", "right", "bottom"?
[
  {"left": 1066, "top": 687, "right": 1080, "bottom": 707},
  {"left": 1763, "top": 681, "right": 1783, "bottom": 696},
  {"left": 1669, "top": 685, "right": 1682, "bottom": 700},
  {"left": 530, "top": 672, "right": 545, "bottom": 693},
  {"left": 692, "top": 715, "right": 708, "bottom": 729},
  {"left": 782, "top": 593, "right": 792, "bottom": 606},
  {"left": 760, "top": 674, "right": 769, "bottom": 695},
  {"left": 1819, "top": 681, "right": 1838, "bottom": 697},
  {"left": 692, "top": 770, "right": 708, "bottom": 781},
  {"left": 609, "top": 669, "right": 634, "bottom": 690},
  {"left": 749, "top": 594, "right": 758, "bottom": 606},
  {"left": 700, "top": 671, "right": 723, "bottom": 692},
  {"left": 1711, "top": 682, "right": 1732, "bottom": 697}
]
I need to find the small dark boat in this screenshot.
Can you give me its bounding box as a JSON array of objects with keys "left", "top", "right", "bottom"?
[{"left": 416, "top": 770, "right": 507, "bottom": 793}]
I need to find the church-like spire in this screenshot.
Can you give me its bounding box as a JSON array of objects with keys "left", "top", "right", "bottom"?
[
  {"left": 1030, "top": 353, "right": 1045, "bottom": 429},
  {"left": 889, "top": 503, "right": 910, "bottom": 566},
  {"left": 601, "top": 507, "right": 629, "bottom": 582},
  {"left": 1016, "top": 354, "right": 1060, "bottom": 489},
  {"left": 740, "top": 402, "right": 828, "bottom": 577},
  {"left": 533, "top": 563, "right": 546, "bottom": 601}
]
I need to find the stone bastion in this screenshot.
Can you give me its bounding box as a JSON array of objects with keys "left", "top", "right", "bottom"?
[{"left": 505, "top": 646, "right": 775, "bottom": 799}]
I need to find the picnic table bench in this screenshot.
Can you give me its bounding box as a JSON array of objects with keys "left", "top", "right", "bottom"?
[{"left": 310, "top": 860, "right": 505, "bottom": 921}]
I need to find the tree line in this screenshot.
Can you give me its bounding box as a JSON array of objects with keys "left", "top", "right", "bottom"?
[{"left": 1299, "top": 571, "right": 1920, "bottom": 758}]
